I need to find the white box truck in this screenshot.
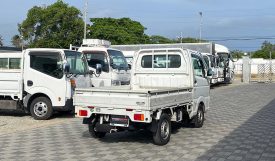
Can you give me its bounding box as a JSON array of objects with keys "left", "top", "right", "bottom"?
[
  {"left": 0, "top": 49, "right": 91, "bottom": 120},
  {"left": 74, "top": 48, "right": 211, "bottom": 145},
  {"left": 70, "top": 39, "right": 131, "bottom": 87},
  {"left": 112, "top": 43, "right": 234, "bottom": 84}
]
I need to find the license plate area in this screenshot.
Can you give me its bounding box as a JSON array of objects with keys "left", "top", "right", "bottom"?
[{"left": 110, "top": 115, "right": 129, "bottom": 127}]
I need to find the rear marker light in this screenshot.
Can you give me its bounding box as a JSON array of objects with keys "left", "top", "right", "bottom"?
[
  {"left": 126, "top": 109, "right": 133, "bottom": 111},
  {"left": 134, "top": 114, "right": 144, "bottom": 121},
  {"left": 79, "top": 110, "right": 88, "bottom": 117},
  {"left": 88, "top": 106, "right": 95, "bottom": 109}
]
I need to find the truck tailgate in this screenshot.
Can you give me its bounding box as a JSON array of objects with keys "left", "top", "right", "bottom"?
[{"left": 74, "top": 86, "right": 193, "bottom": 111}]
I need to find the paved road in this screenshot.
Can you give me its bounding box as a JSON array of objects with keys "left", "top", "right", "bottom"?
[{"left": 1, "top": 83, "right": 275, "bottom": 161}]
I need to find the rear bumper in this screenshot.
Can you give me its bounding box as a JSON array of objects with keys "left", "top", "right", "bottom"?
[
  {"left": 217, "top": 78, "right": 224, "bottom": 82},
  {"left": 210, "top": 78, "right": 218, "bottom": 84},
  {"left": 75, "top": 106, "right": 152, "bottom": 123}
]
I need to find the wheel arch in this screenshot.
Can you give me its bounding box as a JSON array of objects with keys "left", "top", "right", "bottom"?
[
  {"left": 199, "top": 101, "right": 205, "bottom": 113},
  {"left": 26, "top": 93, "right": 52, "bottom": 112}
]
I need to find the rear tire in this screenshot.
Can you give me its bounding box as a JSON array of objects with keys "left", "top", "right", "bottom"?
[
  {"left": 88, "top": 119, "right": 106, "bottom": 138},
  {"left": 30, "top": 97, "right": 53, "bottom": 120},
  {"left": 152, "top": 113, "right": 171, "bottom": 145}
]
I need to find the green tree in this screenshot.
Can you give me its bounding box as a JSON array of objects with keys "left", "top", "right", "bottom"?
[
  {"left": 149, "top": 35, "right": 174, "bottom": 44},
  {"left": 11, "top": 35, "right": 22, "bottom": 48},
  {"left": 252, "top": 41, "right": 275, "bottom": 59},
  {"left": 0, "top": 35, "right": 3, "bottom": 47},
  {"left": 231, "top": 50, "right": 244, "bottom": 59},
  {"left": 18, "top": 0, "right": 84, "bottom": 48},
  {"left": 87, "top": 17, "right": 150, "bottom": 45}
]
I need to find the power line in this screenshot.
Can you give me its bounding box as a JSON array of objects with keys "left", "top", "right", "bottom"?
[{"left": 207, "top": 37, "right": 275, "bottom": 42}]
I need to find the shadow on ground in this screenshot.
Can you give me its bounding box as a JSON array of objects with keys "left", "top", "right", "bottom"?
[
  {"left": 0, "top": 109, "right": 74, "bottom": 118},
  {"left": 81, "top": 120, "right": 197, "bottom": 145},
  {"left": 196, "top": 98, "right": 275, "bottom": 161},
  {"left": 210, "top": 82, "right": 230, "bottom": 89}
]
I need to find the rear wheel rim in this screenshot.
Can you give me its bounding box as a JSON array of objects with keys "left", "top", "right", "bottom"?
[
  {"left": 160, "top": 119, "right": 169, "bottom": 140},
  {"left": 34, "top": 102, "right": 48, "bottom": 117}
]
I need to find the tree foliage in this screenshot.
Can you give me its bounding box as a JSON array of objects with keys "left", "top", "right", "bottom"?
[
  {"left": 18, "top": 0, "right": 84, "bottom": 48},
  {"left": 11, "top": 35, "right": 22, "bottom": 48},
  {"left": 231, "top": 50, "right": 244, "bottom": 59},
  {"left": 149, "top": 35, "right": 174, "bottom": 44},
  {"left": 87, "top": 17, "right": 204, "bottom": 45},
  {"left": 252, "top": 41, "right": 275, "bottom": 59},
  {"left": 88, "top": 18, "right": 150, "bottom": 45}
]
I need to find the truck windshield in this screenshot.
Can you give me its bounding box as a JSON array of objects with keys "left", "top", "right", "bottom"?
[
  {"left": 65, "top": 51, "right": 88, "bottom": 75},
  {"left": 203, "top": 56, "right": 210, "bottom": 67},
  {"left": 217, "top": 52, "right": 229, "bottom": 67},
  {"left": 108, "top": 50, "right": 128, "bottom": 70},
  {"left": 218, "top": 53, "right": 229, "bottom": 61}
]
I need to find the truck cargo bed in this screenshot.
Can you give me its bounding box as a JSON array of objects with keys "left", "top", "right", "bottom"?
[{"left": 74, "top": 86, "right": 193, "bottom": 111}]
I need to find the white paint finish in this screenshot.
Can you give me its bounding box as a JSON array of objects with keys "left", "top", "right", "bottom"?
[
  {"left": 0, "top": 48, "right": 91, "bottom": 110},
  {"left": 74, "top": 48, "right": 210, "bottom": 123},
  {"left": 78, "top": 46, "right": 131, "bottom": 87}
]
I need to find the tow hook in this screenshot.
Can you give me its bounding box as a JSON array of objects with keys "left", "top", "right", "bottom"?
[{"left": 110, "top": 129, "right": 118, "bottom": 133}]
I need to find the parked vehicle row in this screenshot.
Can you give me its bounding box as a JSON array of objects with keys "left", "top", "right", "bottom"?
[
  {"left": 1, "top": 39, "right": 230, "bottom": 145},
  {"left": 112, "top": 42, "right": 235, "bottom": 85}
]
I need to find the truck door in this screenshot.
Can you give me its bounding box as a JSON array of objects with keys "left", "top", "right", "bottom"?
[
  {"left": 191, "top": 54, "right": 210, "bottom": 107},
  {"left": 24, "top": 50, "right": 66, "bottom": 107}
]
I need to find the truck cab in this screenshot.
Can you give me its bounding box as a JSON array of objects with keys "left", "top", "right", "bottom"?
[
  {"left": 201, "top": 53, "right": 218, "bottom": 84},
  {"left": 215, "top": 44, "right": 235, "bottom": 83},
  {"left": 0, "top": 49, "right": 91, "bottom": 120},
  {"left": 77, "top": 39, "right": 131, "bottom": 87}
]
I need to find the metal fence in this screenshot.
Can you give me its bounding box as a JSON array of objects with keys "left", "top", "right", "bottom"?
[
  {"left": 251, "top": 63, "right": 275, "bottom": 83},
  {"left": 234, "top": 61, "right": 275, "bottom": 83}
]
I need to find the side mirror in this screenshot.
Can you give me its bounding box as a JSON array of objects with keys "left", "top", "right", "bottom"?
[
  {"left": 64, "top": 63, "right": 70, "bottom": 74},
  {"left": 128, "top": 64, "right": 131, "bottom": 70},
  {"left": 89, "top": 70, "right": 94, "bottom": 75},
  {"left": 207, "top": 68, "right": 213, "bottom": 76},
  {"left": 96, "top": 64, "right": 102, "bottom": 74}
]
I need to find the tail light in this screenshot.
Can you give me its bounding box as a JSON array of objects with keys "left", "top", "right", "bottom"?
[
  {"left": 79, "top": 110, "right": 88, "bottom": 117},
  {"left": 134, "top": 114, "right": 144, "bottom": 121}
]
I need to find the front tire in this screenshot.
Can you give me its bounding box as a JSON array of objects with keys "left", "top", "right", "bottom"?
[
  {"left": 88, "top": 119, "right": 106, "bottom": 138},
  {"left": 30, "top": 97, "right": 53, "bottom": 120},
  {"left": 152, "top": 113, "right": 171, "bottom": 145},
  {"left": 194, "top": 106, "right": 204, "bottom": 128}
]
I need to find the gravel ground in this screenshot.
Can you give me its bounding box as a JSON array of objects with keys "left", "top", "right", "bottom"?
[{"left": 0, "top": 110, "right": 75, "bottom": 135}]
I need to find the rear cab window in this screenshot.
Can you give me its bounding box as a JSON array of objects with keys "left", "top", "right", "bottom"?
[
  {"left": 0, "top": 58, "right": 21, "bottom": 70},
  {"left": 140, "top": 50, "right": 182, "bottom": 69}
]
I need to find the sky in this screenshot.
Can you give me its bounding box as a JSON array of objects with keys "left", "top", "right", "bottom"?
[{"left": 1, "top": 0, "right": 275, "bottom": 51}]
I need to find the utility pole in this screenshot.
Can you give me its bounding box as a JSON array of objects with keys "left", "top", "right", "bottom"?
[
  {"left": 177, "top": 32, "right": 183, "bottom": 43},
  {"left": 199, "top": 12, "right": 203, "bottom": 43},
  {"left": 83, "top": 0, "right": 88, "bottom": 40}
]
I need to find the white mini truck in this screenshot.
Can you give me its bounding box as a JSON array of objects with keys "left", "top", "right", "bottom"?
[
  {"left": 0, "top": 49, "right": 91, "bottom": 120},
  {"left": 74, "top": 48, "right": 211, "bottom": 145}
]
